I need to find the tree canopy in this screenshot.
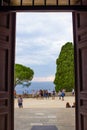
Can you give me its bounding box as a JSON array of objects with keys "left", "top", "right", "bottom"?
[
  {"left": 14, "top": 64, "right": 34, "bottom": 87},
  {"left": 54, "top": 42, "right": 75, "bottom": 92}
]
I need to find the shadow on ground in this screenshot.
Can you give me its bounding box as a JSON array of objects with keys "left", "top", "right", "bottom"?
[{"left": 31, "top": 125, "right": 58, "bottom": 130}]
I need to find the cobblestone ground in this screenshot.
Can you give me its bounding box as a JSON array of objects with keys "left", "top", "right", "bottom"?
[{"left": 14, "top": 108, "right": 75, "bottom": 130}]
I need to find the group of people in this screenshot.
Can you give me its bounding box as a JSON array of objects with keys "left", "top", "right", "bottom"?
[
  {"left": 32, "top": 89, "right": 56, "bottom": 99},
  {"left": 16, "top": 88, "right": 75, "bottom": 108},
  {"left": 17, "top": 95, "right": 75, "bottom": 109}
]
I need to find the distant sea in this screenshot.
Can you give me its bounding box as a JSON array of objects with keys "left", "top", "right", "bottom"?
[{"left": 15, "top": 81, "right": 55, "bottom": 94}]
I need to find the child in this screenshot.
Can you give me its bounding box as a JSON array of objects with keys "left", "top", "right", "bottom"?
[{"left": 18, "top": 95, "right": 23, "bottom": 108}]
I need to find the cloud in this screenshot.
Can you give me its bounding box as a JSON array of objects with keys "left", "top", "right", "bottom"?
[
  {"left": 16, "top": 12, "right": 73, "bottom": 42},
  {"left": 32, "top": 75, "right": 55, "bottom": 82},
  {"left": 15, "top": 12, "right": 73, "bottom": 80},
  {"left": 15, "top": 39, "right": 65, "bottom": 66}
]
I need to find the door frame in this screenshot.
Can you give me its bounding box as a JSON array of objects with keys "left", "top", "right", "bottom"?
[{"left": 0, "top": 7, "right": 87, "bottom": 130}]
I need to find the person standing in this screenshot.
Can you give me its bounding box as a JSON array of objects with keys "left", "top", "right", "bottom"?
[
  {"left": 52, "top": 90, "right": 56, "bottom": 99},
  {"left": 58, "top": 90, "right": 62, "bottom": 100},
  {"left": 72, "top": 88, "right": 75, "bottom": 96},
  {"left": 32, "top": 90, "right": 35, "bottom": 98},
  {"left": 18, "top": 95, "right": 23, "bottom": 108},
  {"left": 61, "top": 90, "right": 65, "bottom": 101}
]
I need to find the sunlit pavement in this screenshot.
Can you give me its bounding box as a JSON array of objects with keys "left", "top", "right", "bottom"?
[
  {"left": 14, "top": 96, "right": 75, "bottom": 108},
  {"left": 14, "top": 96, "right": 75, "bottom": 130}
]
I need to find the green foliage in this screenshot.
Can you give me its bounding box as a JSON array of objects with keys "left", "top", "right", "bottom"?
[
  {"left": 54, "top": 42, "right": 75, "bottom": 92},
  {"left": 14, "top": 64, "right": 34, "bottom": 87}
]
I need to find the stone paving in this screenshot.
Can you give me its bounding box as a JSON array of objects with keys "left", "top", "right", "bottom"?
[
  {"left": 14, "top": 96, "right": 75, "bottom": 130},
  {"left": 14, "top": 108, "right": 75, "bottom": 130}
]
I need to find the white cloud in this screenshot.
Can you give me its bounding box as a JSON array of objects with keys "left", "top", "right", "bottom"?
[
  {"left": 15, "top": 39, "right": 66, "bottom": 66},
  {"left": 15, "top": 12, "right": 73, "bottom": 80},
  {"left": 32, "top": 75, "right": 55, "bottom": 82},
  {"left": 16, "top": 12, "right": 73, "bottom": 41}
]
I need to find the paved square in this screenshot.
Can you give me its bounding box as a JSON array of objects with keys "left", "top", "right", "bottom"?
[{"left": 14, "top": 96, "right": 75, "bottom": 130}]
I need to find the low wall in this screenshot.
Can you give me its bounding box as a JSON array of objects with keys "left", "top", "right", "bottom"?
[
  {"left": 15, "top": 92, "right": 74, "bottom": 98},
  {"left": 65, "top": 92, "right": 73, "bottom": 96}
]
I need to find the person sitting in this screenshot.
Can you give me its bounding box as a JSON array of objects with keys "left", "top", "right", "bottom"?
[
  {"left": 72, "top": 102, "right": 75, "bottom": 108},
  {"left": 66, "top": 102, "right": 71, "bottom": 108}
]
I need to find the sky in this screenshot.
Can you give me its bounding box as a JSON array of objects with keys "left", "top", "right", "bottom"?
[{"left": 15, "top": 12, "right": 73, "bottom": 82}]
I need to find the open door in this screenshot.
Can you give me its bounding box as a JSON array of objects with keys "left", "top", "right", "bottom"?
[
  {"left": 0, "top": 12, "right": 16, "bottom": 130},
  {"left": 0, "top": 9, "right": 87, "bottom": 130},
  {"left": 73, "top": 11, "right": 87, "bottom": 130}
]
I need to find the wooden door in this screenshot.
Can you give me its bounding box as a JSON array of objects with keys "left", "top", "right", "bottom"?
[
  {"left": 0, "top": 12, "right": 16, "bottom": 130},
  {"left": 73, "top": 11, "right": 87, "bottom": 130}
]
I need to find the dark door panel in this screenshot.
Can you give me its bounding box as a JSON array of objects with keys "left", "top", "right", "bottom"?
[
  {"left": 0, "top": 12, "right": 16, "bottom": 130},
  {"left": 73, "top": 11, "right": 87, "bottom": 130}
]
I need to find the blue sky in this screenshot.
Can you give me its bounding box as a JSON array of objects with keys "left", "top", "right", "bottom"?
[{"left": 15, "top": 12, "right": 73, "bottom": 82}]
